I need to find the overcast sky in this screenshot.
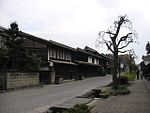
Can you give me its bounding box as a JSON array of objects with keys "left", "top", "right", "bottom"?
[{"left": 0, "top": 0, "right": 150, "bottom": 63}]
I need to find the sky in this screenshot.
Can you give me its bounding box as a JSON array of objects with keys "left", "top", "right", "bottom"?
[{"left": 0, "top": 0, "right": 150, "bottom": 63}]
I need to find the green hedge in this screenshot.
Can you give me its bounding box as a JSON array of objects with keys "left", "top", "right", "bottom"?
[{"left": 121, "top": 71, "right": 136, "bottom": 81}]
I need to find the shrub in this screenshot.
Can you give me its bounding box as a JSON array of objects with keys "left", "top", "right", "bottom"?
[
  {"left": 121, "top": 71, "right": 136, "bottom": 81},
  {"left": 119, "top": 76, "right": 128, "bottom": 85},
  {"left": 63, "top": 104, "right": 91, "bottom": 113},
  {"left": 101, "top": 85, "right": 130, "bottom": 97},
  {"left": 97, "top": 67, "right": 105, "bottom": 76},
  {"left": 99, "top": 92, "right": 110, "bottom": 99},
  {"left": 115, "top": 89, "right": 130, "bottom": 95},
  {"left": 113, "top": 85, "right": 130, "bottom": 95}
]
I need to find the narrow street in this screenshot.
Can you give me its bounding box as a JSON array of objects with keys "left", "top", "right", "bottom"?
[{"left": 0, "top": 75, "right": 111, "bottom": 113}]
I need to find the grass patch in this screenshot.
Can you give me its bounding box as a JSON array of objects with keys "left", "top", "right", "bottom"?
[
  {"left": 111, "top": 85, "right": 130, "bottom": 95},
  {"left": 101, "top": 85, "right": 130, "bottom": 98},
  {"left": 63, "top": 104, "right": 91, "bottom": 113},
  {"left": 121, "top": 71, "right": 136, "bottom": 81}
]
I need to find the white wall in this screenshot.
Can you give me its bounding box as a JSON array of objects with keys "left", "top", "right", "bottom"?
[
  {"left": 144, "top": 61, "right": 150, "bottom": 65},
  {"left": 88, "top": 56, "right": 92, "bottom": 63},
  {"left": 95, "top": 58, "right": 99, "bottom": 64}
]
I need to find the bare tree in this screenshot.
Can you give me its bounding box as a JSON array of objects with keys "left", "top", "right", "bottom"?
[{"left": 96, "top": 15, "right": 137, "bottom": 89}]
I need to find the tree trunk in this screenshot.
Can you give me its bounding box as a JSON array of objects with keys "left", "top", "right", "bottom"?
[
  {"left": 129, "top": 55, "right": 132, "bottom": 75},
  {"left": 112, "top": 51, "right": 118, "bottom": 90}
]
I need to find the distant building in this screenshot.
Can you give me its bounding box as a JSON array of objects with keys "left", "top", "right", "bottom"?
[
  {"left": 118, "top": 54, "right": 133, "bottom": 72},
  {"left": 74, "top": 46, "right": 111, "bottom": 78},
  {"left": 141, "top": 42, "right": 150, "bottom": 78}
]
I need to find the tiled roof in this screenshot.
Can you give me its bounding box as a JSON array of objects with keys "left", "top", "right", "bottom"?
[
  {"left": 19, "top": 31, "right": 77, "bottom": 51},
  {"left": 50, "top": 60, "right": 77, "bottom": 65},
  {"left": 74, "top": 60, "right": 102, "bottom": 66}
]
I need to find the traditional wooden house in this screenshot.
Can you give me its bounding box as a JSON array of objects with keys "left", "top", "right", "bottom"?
[
  {"left": 20, "top": 33, "right": 112, "bottom": 82},
  {"left": 100, "top": 54, "right": 113, "bottom": 74},
  {"left": 0, "top": 25, "right": 112, "bottom": 84},
  {"left": 73, "top": 46, "right": 111, "bottom": 78},
  {"left": 19, "top": 31, "right": 78, "bottom": 84}
]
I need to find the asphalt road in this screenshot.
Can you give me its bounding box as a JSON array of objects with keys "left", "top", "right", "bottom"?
[{"left": 0, "top": 75, "right": 112, "bottom": 113}]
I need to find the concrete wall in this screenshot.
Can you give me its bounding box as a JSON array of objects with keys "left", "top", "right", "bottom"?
[{"left": 6, "top": 72, "right": 39, "bottom": 89}]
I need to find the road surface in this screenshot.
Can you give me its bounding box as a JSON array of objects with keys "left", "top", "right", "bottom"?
[{"left": 0, "top": 75, "right": 112, "bottom": 113}]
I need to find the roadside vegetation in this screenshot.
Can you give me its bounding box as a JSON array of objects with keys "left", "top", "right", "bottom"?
[
  {"left": 96, "top": 71, "right": 135, "bottom": 99},
  {"left": 121, "top": 71, "right": 136, "bottom": 81},
  {"left": 100, "top": 84, "right": 130, "bottom": 98},
  {"left": 61, "top": 83, "right": 131, "bottom": 113},
  {"left": 63, "top": 104, "right": 91, "bottom": 113},
  {"left": 1, "top": 22, "right": 40, "bottom": 72}
]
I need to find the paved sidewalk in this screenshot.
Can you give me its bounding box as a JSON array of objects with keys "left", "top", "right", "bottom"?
[{"left": 91, "top": 79, "right": 150, "bottom": 113}]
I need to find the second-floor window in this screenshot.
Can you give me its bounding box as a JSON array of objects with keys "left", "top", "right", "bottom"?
[
  {"left": 94, "top": 58, "right": 99, "bottom": 64},
  {"left": 49, "top": 47, "right": 71, "bottom": 61},
  {"left": 92, "top": 58, "right": 94, "bottom": 63},
  {"left": 88, "top": 56, "right": 99, "bottom": 64},
  {"left": 88, "top": 56, "right": 92, "bottom": 63},
  {"left": 66, "top": 52, "right": 71, "bottom": 61},
  {"left": 52, "top": 48, "right": 56, "bottom": 58}
]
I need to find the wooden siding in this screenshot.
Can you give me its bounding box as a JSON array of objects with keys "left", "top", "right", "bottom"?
[
  {"left": 54, "top": 64, "right": 78, "bottom": 80},
  {"left": 22, "top": 38, "right": 48, "bottom": 61},
  {"left": 22, "top": 38, "right": 46, "bottom": 48},
  {"left": 73, "top": 51, "right": 88, "bottom": 62}
]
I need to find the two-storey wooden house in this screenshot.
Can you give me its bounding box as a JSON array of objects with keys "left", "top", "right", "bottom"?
[
  {"left": 0, "top": 25, "right": 112, "bottom": 84},
  {"left": 17, "top": 31, "right": 78, "bottom": 84},
  {"left": 73, "top": 46, "right": 110, "bottom": 78}
]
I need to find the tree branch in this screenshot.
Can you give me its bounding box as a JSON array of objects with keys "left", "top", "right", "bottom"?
[
  {"left": 118, "top": 50, "right": 127, "bottom": 53},
  {"left": 117, "top": 33, "right": 133, "bottom": 47},
  {"left": 114, "top": 15, "right": 129, "bottom": 39},
  {"left": 118, "top": 40, "right": 133, "bottom": 50},
  {"left": 106, "top": 31, "right": 115, "bottom": 36},
  {"left": 114, "top": 22, "right": 122, "bottom": 39},
  {"left": 97, "top": 33, "right": 114, "bottom": 53},
  {"left": 106, "top": 42, "right": 114, "bottom": 53}
]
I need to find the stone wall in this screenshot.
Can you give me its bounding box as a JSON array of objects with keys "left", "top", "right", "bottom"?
[{"left": 6, "top": 72, "right": 39, "bottom": 89}]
